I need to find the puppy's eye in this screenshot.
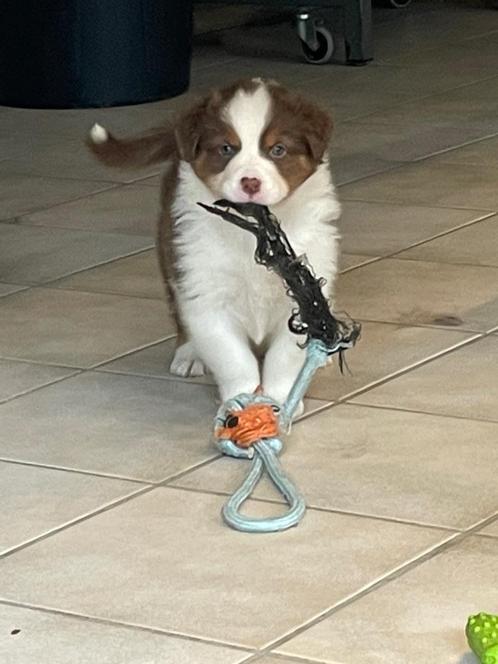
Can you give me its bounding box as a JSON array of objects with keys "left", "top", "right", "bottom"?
[
  {"left": 270, "top": 143, "right": 287, "bottom": 159},
  {"left": 219, "top": 143, "right": 236, "bottom": 157}
]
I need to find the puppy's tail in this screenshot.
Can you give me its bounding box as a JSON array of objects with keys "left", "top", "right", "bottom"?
[{"left": 86, "top": 122, "right": 177, "bottom": 169}]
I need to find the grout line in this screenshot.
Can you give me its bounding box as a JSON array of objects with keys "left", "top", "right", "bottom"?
[
  {"left": 0, "top": 354, "right": 81, "bottom": 370},
  {"left": 155, "top": 454, "right": 222, "bottom": 486},
  {"left": 158, "top": 484, "right": 459, "bottom": 534},
  {"left": 340, "top": 71, "right": 498, "bottom": 129},
  {"left": 94, "top": 365, "right": 215, "bottom": 388},
  {"left": 476, "top": 532, "right": 498, "bottom": 541},
  {"left": 339, "top": 256, "right": 383, "bottom": 274},
  {"left": 339, "top": 313, "right": 485, "bottom": 334},
  {"left": 257, "top": 653, "right": 334, "bottom": 664},
  {"left": 338, "top": 197, "right": 495, "bottom": 214},
  {"left": 0, "top": 485, "right": 155, "bottom": 560},
  {"left": 5, "top": 182, "right": 120, "bottom": 223},
  {"left": 38, "top": 245, "right": 156, "bottom": 289},
  {"left": 86, "top": 336, "right": 176, "bottom": 371},
  {"left": 0, "top": 485, "right": 159, "bottom": 559},
  {"left": 0, "top": 369, "right": 85, "bottom": 406},
  {"left": 46, "top": 284, "right": 164, "bottom": 302},
  {"left": 385, "top": 212, "right": 497, "bottom": 260},
  {"left": 293, "top": 400, "right": 338, "bottom": 424},
  {"left": 335, "top": 161, "right": 407, "bottom": 188},
  {"left": 309, "top": 331, "right": 484, "bottom": 405},
  {"left": 0, "top": 457, "right": 151, "bottom": 485},
  {"left": 339, "top": 210, "right": 496, "bottom": 268},
  {"left": 411, "top": 131, "right": 498, "bottom": 163},
  {"left": 393, "top": 256, "right": 498, "bottom": 270},
  {"left": 343, "top": 400, "right": 498, "bottom": 426},
  {"left": 261, "top": 513, "right": 498, "bottom": 655},
  {"left": 0, "top": 598, "right": 253, "bottom": 654}
]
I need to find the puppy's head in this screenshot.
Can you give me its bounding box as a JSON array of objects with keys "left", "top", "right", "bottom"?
[{"left": 175, "top": 78, "right": 332, "bottom": 206}]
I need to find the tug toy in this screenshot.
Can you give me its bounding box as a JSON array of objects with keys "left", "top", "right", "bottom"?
[
  {"left": 467, "top": 613, "right": 498, "bottom": 663},
  {"left": 199, "top": 200, "right": 361, "bottom": 533}
]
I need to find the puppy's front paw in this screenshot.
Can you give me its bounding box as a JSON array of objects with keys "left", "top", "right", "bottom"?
[{"left": 170, "top": 341, "right": 206, "bottom": 378}]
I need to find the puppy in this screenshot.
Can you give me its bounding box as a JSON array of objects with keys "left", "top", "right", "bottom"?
[{"left": 88, "top": 78, "right": 340, "bottom": 410}]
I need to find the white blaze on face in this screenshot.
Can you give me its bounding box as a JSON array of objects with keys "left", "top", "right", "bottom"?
[{"left": 211, "top": 83, "right": 290, "bottom": 206}]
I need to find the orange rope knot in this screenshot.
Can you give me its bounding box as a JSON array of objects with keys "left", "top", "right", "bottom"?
[{"left": 215, "top": 403, "right": 280, "bottom": 448}]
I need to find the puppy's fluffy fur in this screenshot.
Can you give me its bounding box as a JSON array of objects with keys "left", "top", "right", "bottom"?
[{"left": 89, "top": 78, "right": 340, "bottom": 408}]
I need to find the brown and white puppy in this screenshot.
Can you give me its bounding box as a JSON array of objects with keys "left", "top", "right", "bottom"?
[{"left": 89, "top": 78, "right": 340, "bottom": 409}]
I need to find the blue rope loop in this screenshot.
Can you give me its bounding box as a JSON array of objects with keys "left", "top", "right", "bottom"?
[{"left": 214, "top": 393, "right": 305, "bottom": 533}]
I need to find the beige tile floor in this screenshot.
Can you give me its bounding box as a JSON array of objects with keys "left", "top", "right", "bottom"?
[{"left": 1, "top": 3, "right": 498, "bottom": 663}]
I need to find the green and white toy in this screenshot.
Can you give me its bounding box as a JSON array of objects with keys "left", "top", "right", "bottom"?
[{"left": 467, "top": 613, "right": 498, "bottom": 663}]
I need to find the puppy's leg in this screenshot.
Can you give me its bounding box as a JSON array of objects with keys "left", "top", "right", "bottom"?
[
  {"left": 263, "top": 324, "right": 306, "bottom": 415},
  {"left": 170, "top": 340, "right": 206, "bottom": 377},
  {"left": 186, "top": 310, "right": 260, "bottom": 401}
]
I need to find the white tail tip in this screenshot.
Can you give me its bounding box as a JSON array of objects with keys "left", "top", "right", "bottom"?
[{"left": 90, "top": 123, "right": 108, "bottom": 144}]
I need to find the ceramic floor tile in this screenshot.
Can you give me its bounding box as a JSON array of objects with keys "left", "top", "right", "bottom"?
[
  {"left": 309, "top": 322, "right": 472, "bottom": 401},
  {"left": 259, "top": 658, "right": 305, "bottom": 664},
  {"left": 353, "top": 335, "right": 498, "bottom": 422},
  {"left": 332, "top": 120, "right": 495, "bottom": 166},
  {"left": 0, "top": 223, "right": 152, "bottom": 285},
  {"left": 98, "top": 338, "right": 330, "bottom": 418},
  {"left": 175, "top": 404, "right": 498, "bottom": 529},
  {"left": 313, "top": 58, "right": 496, "bottom": 98},
  {"left": 332, "top": 154, "right": 399, "bottom": 186},
  {"left": 0, "top": 133, "right": 160, "bottom": 183},
  {"left": 358, "top": 77, "right": 498, "bottom": 132},
  {"left": 0, "top": 359, "right": 74, "bottom": 402},
  {"left": 340, "top": 161, "right": 498, "bottom": 209},
  {"left": 52, "top": 250, "right": 164, "bottom": 299},
  {"left": 0, "top": 288, "right": 173, "bottom": 367},
  {"left": 98, "top": 338, "right": 211, "bottom": 383},
  {"left": 0, "top": 283, "right": 26, "bottom": 297},
  {"left": 0, "top": 99, "right": 176, "bottom": 143},
  {"left": 188, "top": 58, "right": 327, "bottom": 91},
  {"left": 277, "top": 537, "right": 498, "bottom": 664},
  {"left": 336, "top": 258, "right": 498, "bottom": 332},
  {"left": 0, "top": 372, "right": 218, "bottom": 482},
  {"left": 479, "top": 519, "right": 498, "bottom": 538},
  {"left": 0, "top": 604, "right": 248, "bottom": 664},
  {"left": 339, "top": 254, "right": 377, "bottom": 271},
  {"left": 0, "top": 488, "right": 447, "bottom": 648},
  {"left": 0, "top": 462, "right": 142, "bottom": 553},
  {"left": 134, "top": 174, "right": 162, "bottom": 187},
  {"left": 398, "top": 215, "right": 498, "bottom": 267},
  {"left": 0, "top": 174, "right": 110, "bottom": 221},
  {"left": 381, "top": 37, "right": 498, "bottom": 71},
  {"left": 435, "top": 135, "right": 498, "bottom": 166},
  {"left": 337, "top": 201, "right": 490, "bottom": 256},
  {"left": 20, "top": 185, "right": 161, "bottom": 236}
]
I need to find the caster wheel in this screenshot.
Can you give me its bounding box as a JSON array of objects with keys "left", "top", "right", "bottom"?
[{"left": 301, "top": 25, "right": 334, "bottom": 64}]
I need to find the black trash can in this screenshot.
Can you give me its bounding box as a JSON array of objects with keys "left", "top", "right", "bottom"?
[{"left": 0, "top": 0, "right": 193, "bottom": 109}]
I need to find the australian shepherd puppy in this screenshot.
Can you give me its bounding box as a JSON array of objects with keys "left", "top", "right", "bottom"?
[{"left": 88, "top": 78, "right": 339, "bottom": 412}]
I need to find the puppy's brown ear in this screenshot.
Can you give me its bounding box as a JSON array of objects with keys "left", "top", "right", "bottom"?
[
  {"left": 304, "top": 106, "right": 333, "bottom": 162},
  {"left": 175, "top": 99, "right": 208, "bottom": 162}
]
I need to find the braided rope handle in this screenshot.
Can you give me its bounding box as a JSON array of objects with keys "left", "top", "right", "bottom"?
[{"left": 214, "top": 341, "right": 330, "bottom": 533}]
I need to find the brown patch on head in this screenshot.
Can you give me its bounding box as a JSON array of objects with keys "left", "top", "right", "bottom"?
[
  {"left": 174, "top": 79, "right": 260, "bottom": 181},
  {"left": 261, "top": 84, "right": 333, "bottom": 193}
]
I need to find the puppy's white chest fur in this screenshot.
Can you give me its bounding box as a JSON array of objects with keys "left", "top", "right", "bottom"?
[{"left": 173, "top": 161, "right": 340, "bottom": 348}]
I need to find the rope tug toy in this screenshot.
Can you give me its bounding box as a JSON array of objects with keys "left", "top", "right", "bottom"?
[{"left": 199, "top": 200, "right": 361, "bottom": 533}]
